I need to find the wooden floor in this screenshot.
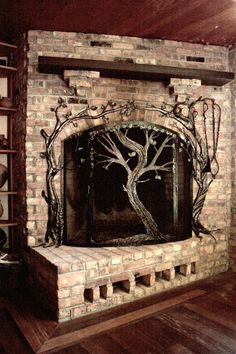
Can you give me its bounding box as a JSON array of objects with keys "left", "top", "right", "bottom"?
[{"left": 1, "top": 271, "right": 236, "bottom": 353}]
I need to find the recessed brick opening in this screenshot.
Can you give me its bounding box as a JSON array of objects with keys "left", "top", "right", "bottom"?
[
  {"left": 156, "top": 269, "right": 175, "bottom": 282},
  {"left": 191, "top": 262, "right": 197, "bottom": 274},
  {"left": 175, "top": 264, "right": 189, "bottom": 276},
  {"left": 84, "top": 288, "right": 93, "bottom": 303},
  {"left": 99, "top": 285, "right": 108, "bottom": 299},
  {"left": 112, "top": 280, "right": 130, "bottom": 294},
  {"left": 135, "top": 273, "right": 153, "bottom": 287}
]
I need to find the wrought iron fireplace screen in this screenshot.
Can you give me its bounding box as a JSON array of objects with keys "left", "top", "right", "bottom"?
[
  {"left": 64, "top": 122, "right": 192, "bottom": 246},
  {"left": 40, "top": 97, "right": 221, "bottom": 247}
]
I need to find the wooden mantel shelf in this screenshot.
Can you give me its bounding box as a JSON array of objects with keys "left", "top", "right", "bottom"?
[{"left": 38, "top": 56, "right": 234, "bottom": 86}]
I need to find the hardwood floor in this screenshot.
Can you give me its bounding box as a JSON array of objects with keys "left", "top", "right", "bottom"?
[{"left": 1, "top": 271, "right": 236, "bottom": 353}]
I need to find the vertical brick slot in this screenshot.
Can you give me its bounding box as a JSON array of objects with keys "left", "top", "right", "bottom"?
[
  {"left": 99, "top": 285, "right": 108, "bottom": 299},
  {"left": 155, "top": 271, "right": 162, "bottom": 281},
  {"left": 122, "top": 280, "right": 131, "bottom": 293},
  {"left": 84, "top": 288, "right": 94, "bottom": 302},
  {"left": 191, "top": 262, "right": 197, "bottom": 274}
]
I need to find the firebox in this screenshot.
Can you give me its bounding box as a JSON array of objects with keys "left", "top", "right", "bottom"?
[{"left": 63, "top": 122, "right": 192, "bottom": 246}]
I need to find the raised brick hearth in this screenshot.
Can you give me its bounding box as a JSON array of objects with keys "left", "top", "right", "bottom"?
[{"left": 24, "top": 234, "right": 227, "bottom": 322}]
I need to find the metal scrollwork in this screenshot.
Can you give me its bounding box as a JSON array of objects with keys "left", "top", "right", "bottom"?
[
  {"left": 40, "top": 98, "right": 137, "bottom": 246},
  {"left": 146, "top": 97, "right": 221, "bottom": 238},
  {"left": 40, "top": 96, "right": 221, "bottom": 246}
]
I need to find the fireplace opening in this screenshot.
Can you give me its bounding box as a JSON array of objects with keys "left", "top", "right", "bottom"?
[{"left": 63, "top": 122, "right": 192, "bottom": 246}]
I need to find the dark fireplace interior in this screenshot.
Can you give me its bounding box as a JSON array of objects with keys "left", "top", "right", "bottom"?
[{"left": 63, "top": 122, "right": 192, "bottom": 246}]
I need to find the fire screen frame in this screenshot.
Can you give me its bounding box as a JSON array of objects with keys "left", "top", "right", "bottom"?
[
  {"left": 40, "top": 97, "right": 221, "bottom": 247},
  {"left": 63, "top": 122, "right": 192, "bottom": 246}
]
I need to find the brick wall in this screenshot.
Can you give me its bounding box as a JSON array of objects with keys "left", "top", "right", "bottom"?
[
  {"left": 23, "top": 30, "right": 232, "bottom": 249},
  {"left": 229, "top": 46, "right": 236, "bottom": 270},
  {"left": 14, "top": 29, "right": 235, "bottom": 321}
]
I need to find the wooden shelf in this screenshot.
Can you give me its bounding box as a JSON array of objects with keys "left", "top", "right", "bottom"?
[
  {"left": 0, "top": 107, "right": 17, "bottom": 115},
  {"left": 0, "top": 221, "right": 17, "bottom": 227},
  {"left": 38, "top": 56, "right": 234, "bottom": 86},
  {"left": 0, "top": 41, "right": 17, "bottom": 56},
  {"left": 0, "top": 64, "right": 17, "bottom": 77},
  {"left": 0, "top": 41, "right": 18, "bottom": 250},
  {"left": 0, "top": 191, "right": 17, "bottom": 196},
  {"left": 0, "top": 149, "right": 16, "bottom": 154}
]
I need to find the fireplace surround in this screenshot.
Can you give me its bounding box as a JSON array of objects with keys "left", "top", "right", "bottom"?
[
  {"left": 29, "top": 93, "right": 225, "bottom": 322},
  {"left": 15, "top": 30, "right": 232, "bottom": 322},
  {"left": 40, "top": 95, "right": 220, "bottom": 249}
]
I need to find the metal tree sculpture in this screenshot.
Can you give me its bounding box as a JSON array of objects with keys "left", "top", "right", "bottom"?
[
  {"left": 146, "top": 97, "right": 221, "bottom": 238},
  {"left": 91, "top": 125, "right": 174, "bottom": 245},
  {"left": 40, "top": 96, "right": 221, "bottom": 246}
]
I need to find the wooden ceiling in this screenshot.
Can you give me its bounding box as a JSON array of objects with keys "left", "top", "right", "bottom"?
[{"left": 1, "top": 0, "right": 236, "bottom": 46}]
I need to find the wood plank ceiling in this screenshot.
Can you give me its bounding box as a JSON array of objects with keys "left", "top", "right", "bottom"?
[{"left": 1, "top": 0, "right": 236, "bottom": 46}]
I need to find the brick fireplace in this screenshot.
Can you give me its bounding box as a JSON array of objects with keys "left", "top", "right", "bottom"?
[{"left": 13, "top": 30, "right": 233, "bottom": 322}]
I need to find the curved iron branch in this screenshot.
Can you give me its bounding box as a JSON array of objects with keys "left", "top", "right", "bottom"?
[
  {"left": 145, "top": 98, "right": 221, "bottom": 238},
  {"left": 40, "top": 99, "right": 137, "bottom": 246}
]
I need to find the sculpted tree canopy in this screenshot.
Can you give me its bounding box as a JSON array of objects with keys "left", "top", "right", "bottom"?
[{"left": 91, "top": 124, "right": 175, "bottom": 245}]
